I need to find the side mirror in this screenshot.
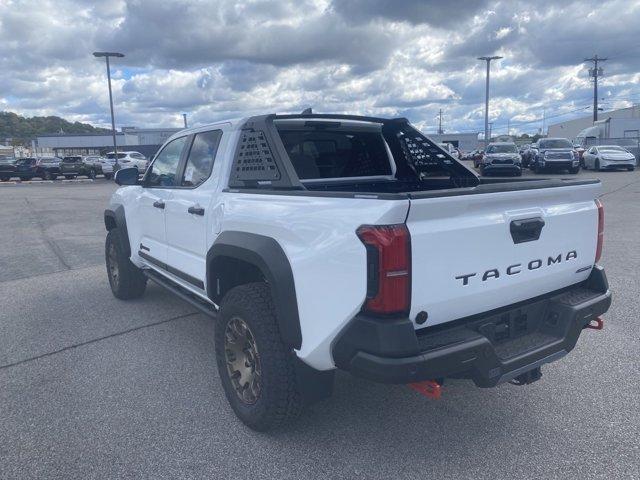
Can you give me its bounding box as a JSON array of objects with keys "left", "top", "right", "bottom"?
[{"left": 114, "top": 167, "right": 139, "bottom": 186}]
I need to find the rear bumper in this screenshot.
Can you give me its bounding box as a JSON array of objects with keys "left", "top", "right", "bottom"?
[{"left": 332, "top": 266, "right": 611, "bottom": 387}]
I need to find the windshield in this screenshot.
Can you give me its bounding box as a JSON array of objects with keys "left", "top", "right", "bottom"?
[
  {"left": 486, "top": 144, "right": 518, "bottom": 154},
  {"left": 40, "top": 158, "right": 59, "bottom": 163},
  {"left": 16, "top": 158, "right": 34, "bottom": 165},
  {"left": 539, "top": 139, "right": 572, "bottom": 149},
  {"left": 106, "top": 153, "right": 127, "bottom": 159},
  {"left": 600, "top": 146, "right": 627, "bottom": 153}
]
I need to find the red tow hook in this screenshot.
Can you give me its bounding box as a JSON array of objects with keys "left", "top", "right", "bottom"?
[
  {"left": 586, "top": 316, "right": 604, "bottom": 330},
  {"left": 408, "top": 380, "right": 442, "bottom": 400}
]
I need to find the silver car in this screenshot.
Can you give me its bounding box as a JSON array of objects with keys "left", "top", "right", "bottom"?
[{"left": 583, "top": 145, "right": 636, "bottom": 171}]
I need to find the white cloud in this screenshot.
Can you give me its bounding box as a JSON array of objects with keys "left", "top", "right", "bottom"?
[{"left": 0, "top": 0, "right": 638, "bottom": 135}]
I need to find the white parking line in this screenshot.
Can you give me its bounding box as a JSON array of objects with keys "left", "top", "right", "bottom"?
[{"left": 0, "top": 179, "right": 95, "bottom": 185}]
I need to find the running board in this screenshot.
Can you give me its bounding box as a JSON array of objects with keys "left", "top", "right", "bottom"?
[{"left": 144, "top": 269, "right": 218, "bottom": 318}]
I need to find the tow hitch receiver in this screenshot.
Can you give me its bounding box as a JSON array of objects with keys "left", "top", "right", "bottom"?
[
  {"left": 585, "top": 316, "right": 604, "bottom": 330},
  {"left": 408, "top": 380, "right": 442, "bottom": 399}
]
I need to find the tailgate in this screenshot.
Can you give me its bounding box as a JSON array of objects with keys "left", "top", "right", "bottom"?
[{"left": 406, "top": 181, "right": 601, "bottom": 329}]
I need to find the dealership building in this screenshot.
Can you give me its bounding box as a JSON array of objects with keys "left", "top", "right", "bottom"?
[
  {"left": 547, "top": 104, "right": 640, "bottom": 139},
  {"left": 35, "top": 127, "right": 182, "bottom": 157},
  {"left": 427, "top": 132, "right": 480, "bottom": 153}
]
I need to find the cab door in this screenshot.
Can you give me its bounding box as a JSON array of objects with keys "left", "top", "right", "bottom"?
[
  {"left": 164, "top": 129, "right": 223, "bottom": 290},
  {"left": 134, "top": 135, "right": 189, "bottom": 267}
]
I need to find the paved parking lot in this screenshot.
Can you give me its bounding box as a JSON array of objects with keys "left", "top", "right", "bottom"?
[{"left": 1, "top": 170, "right": 639, "bottom": 479}]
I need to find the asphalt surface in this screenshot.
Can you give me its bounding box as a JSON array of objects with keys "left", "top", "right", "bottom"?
[{"left": 1, "top": 170, "right": 639, "bottom": 480}]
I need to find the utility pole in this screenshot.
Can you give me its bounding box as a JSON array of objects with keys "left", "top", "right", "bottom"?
[
  {"left": 542, "top": 107, "right": 546, "bottom": 136},
  {"left": 93, "top": 51, "right": 124, "bottom": 161},
  {"left": 182, "top": 113, "right": 188, "bottom": 128},
  {"left": 437, "top": 109, "right": 443, "bottom": 134},
  {"left": 507, "top": 118, "right": 510, "bottom": 137},
  {"left": 488, "top": 122, "right": 494, "bottom": 141},
  {"left": 584, "top": 55, "right": 607, "bottom": 122},
  {"left": 478, "top": 56, "right": 503, "bottom": 146}
]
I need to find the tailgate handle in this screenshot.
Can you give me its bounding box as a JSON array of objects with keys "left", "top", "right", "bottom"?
[{"left": 510, "top": 217, "right": 545, "bottom": 244}]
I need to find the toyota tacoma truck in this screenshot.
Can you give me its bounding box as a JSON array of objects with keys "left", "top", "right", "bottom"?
[{"left": 104, "top": 113, "right": 611, "bottom": 431}]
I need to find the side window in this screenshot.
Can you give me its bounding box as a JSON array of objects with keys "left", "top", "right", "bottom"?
[
  {"left": 181, "top": 130, "right": 222, "bottom": 187},
  {"left": 145, "top": 136, "right": 188, "bottom": 187}
]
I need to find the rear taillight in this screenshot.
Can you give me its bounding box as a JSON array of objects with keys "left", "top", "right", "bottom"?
[
  {"left": 595, "top": 199, "right": 604, "bottom": 263},
  {"left": 356, "top": 224, "right": 411, "bottom": 316}
]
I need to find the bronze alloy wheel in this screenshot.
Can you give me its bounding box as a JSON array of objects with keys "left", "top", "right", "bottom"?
[
  {"left": 107, "top": 241, "right": 120, "bottom": 287},
  {"left": 224, "top": 317, "right": 262, "bottom": 404}
]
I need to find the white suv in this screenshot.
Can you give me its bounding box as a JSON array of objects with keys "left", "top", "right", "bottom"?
[{"left": 106, "top": 151, "right": 148, "bottom": 173}]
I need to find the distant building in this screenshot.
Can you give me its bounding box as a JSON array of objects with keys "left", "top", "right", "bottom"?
[
  {"left": 35, "top": 127, "right": 182, "bottom": 157},
  {"left": 0, "top": 144, "right": 14, "bottom": 157},
  {"left": 548, "top": 104, "right": 640, "bottom": 139},
  {"left": 426, "top": 132, "right": 480, "bottom": 153}
]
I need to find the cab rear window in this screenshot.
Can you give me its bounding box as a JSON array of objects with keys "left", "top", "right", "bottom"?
[{"left": 277, "top": 129, "right": 392, "bottom": 180}]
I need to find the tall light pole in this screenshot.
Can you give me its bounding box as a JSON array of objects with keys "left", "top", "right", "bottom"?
[
  {"left": 478, "top": 55, "right": 503, "bottom": 145},
  {"left": 93, "top": 51, "right": 124, "bottom": 160}
]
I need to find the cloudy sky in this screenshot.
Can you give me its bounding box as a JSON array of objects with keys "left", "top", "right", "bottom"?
[{"left": 1, "top": 0, "right": 639, "bottom": 135}]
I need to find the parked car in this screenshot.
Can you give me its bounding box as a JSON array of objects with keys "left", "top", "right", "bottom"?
[
  {"left": 106, "top": 151, "right": 148, "bottom": 173},
  {"left": 35, "top": 156, "right": 62, "bottom": 180},
  {"left": 1, "top": 157, "right": 39, "bottom": 180},
  {"left": 60, "top": 155, "right": 99, "bottom": 179},
  {"left": 582, "top": 145, "right": 636, "bottom": 171},
  {"left": 521, "top": 143, "right": 538, "bottom": 168},
  {"left": 479, "top": 142, "right": 522, "bottom": 176},
  {"left": 530, "top": 138, "right": 580, "bottom": 174},
  {"left": 81, "top": 155, "right": 114, "bottom": 179},
  {"left": 469, "top": 149, "right": 484, "bottom": 168},
  {"left": 105, "top": 113, "right": 610, "bottom": 431},
  {"left": 437, "top": 142, "right": 460, "bottom": 159},
  {"left": 0, "top": 156, "right": 17, "bottom": 181}
]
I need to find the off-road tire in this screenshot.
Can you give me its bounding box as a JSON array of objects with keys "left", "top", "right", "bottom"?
[
  {"left": 105, "top": 228, "right": 147, "bottom": 300},
  {"left": 569, "top": 166, "right": 580, "bottom": 174},
  {"left": 215, "top": 282, "right": 302, "bottom": 431}
]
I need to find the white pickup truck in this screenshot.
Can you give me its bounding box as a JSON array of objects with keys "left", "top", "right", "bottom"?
[{"left": 104, "top": 113, "right": 611, "bottom": 431}]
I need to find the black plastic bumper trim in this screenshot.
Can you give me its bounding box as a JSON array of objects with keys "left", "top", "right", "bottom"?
[{"left": 332, "top": 266, "right": 611, "bottom": 387}]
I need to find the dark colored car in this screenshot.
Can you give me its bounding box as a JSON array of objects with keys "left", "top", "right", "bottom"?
[
  {"left": 35, "top": 157, "right": 62, "bottom": 180},
  {"left": 0, "top": 157, "right": 39, "bottom": 180},
  {"left": 530, "top": 138, "right": 580, "bottom": 174},
  {"left": 0, "top": 156, "right": 17, "bottom": 181},
  {"left": 60, "top": 156, "right": 97, "bottom": 179}
]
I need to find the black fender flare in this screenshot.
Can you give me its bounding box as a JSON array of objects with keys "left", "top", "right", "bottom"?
[
  {"left": 104, "top": 205, "right": 131, "bottom": 256},
  {"left": 207, "top": 231, "right": 302, "bottom": 349}
]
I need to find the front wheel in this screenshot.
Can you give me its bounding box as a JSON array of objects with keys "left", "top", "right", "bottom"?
[
  {"left": 43, "top": 171, "right": 52, "bottom": 180},
  {"left": 569, "top": 166, "right": 580, "bottom": 174},
  {"left": 627, "top": 166, "right": 635, "bottom": 171},
  {"left": 595, "top": 159, "right": 601, "bottom": 172},
  {"left": 105, "top": 228, "right": 147, "bottom": 300},
  {"left": 0, "top": 175, "right": 10, "bottom": 181},
  {"left": 88, "top": 169, "right": 96, "bottom": 179},
  {"left": 215, "top": 283, "right": 302, "bottom": 431},
  {"left": 104, "top": 173, "right": 113, "bottom": 180},
  {"left": 65, "top": 175, "right": 76, "bottom": 180}
]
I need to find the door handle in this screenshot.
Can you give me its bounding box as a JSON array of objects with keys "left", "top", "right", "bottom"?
[
  {"left": 188, "top": 206, "right": 205, "bottom": 216},
  {"left": 510, "top": 217, "right": 545, "bottom": 244},
  {"left": 153, "top": 200, "right": 165, "bottom": 209}
]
